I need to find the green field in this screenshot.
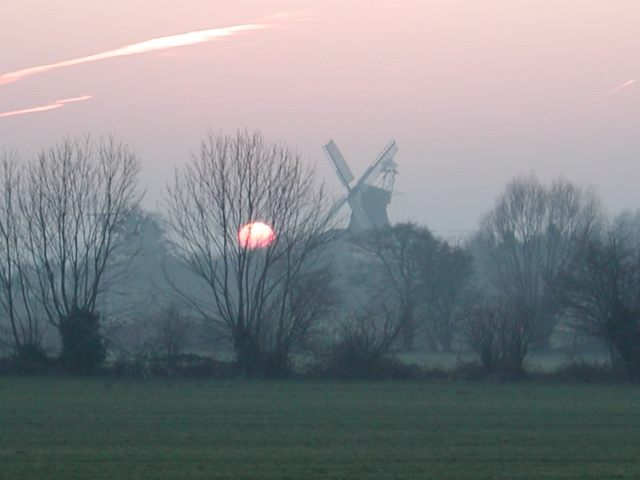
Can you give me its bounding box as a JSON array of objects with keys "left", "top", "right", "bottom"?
[{"left": 1, "top": 379, "right": 639, "bottom": 479}]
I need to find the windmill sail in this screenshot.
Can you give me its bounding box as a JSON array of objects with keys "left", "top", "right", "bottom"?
[
  {"left": 324, "top": 140, "right": 354, "bottom": 188},
  {"left": 356, "top": 140, "right": 397, "bottom": 187}
]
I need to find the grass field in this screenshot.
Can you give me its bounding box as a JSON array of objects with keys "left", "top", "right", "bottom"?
[{"left": 1, "top": 379, "right": 639, "bottom": 479}]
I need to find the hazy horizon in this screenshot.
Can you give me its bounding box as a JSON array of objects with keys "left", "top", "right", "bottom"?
[{"left": 1, "top": 0, "right": 638, "bottom": 234}]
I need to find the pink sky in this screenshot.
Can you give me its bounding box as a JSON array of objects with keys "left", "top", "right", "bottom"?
[{"left": 1, "top": 0, "right": 639, "bottom": 233}]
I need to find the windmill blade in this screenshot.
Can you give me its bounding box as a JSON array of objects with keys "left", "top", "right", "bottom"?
[
  {"left": 325, "top": 193, "right": 349, "bottom": 222},
  {"left": 324, "top": 140, "right": 354, "bottom": 189},
  {"left": 355, "top": 140, "right": 398, "bottom": 188}
]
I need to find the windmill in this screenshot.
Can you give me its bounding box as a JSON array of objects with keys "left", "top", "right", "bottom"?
[{"left": 324, "top": 139, "right": 398, "bottom": 232}]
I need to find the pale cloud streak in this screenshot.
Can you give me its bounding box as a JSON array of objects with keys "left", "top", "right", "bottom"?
[
  {"left": 0, "top": 23, "right": 267, "bottom": 87},
  {"left": 0, "top": 95, "right": 92, "bottom": 119},
  {"left": 585, "top": 78, "right": 637, "bottom": 106}
]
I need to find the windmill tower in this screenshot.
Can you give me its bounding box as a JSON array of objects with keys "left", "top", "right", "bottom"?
[{"left": 323, "top": 139, "right": 398, "bottom": 232}]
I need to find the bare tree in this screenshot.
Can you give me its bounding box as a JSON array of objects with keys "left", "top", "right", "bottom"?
[
  {"left": 475, "top": 175, "right": 601, "bottom": 357},
  {"left": 0, "top": 151, "right": 44, "bottom": 355},
  {"left": 558, "top": 212, "right": 640, "bottom": 378},
  {"left": 20, "top": 136, "right": 142, "bottom": 372},
  {"left": 420, "top": 239, "right": 473, "bottom": 352},
  {"left": 166, "top": 130, "right": 335, "bottom": 376},
  {"left": 354, "top": 223, "right": 472, "bottom": 352},
  {"left": 354, "top": 223, "right": 438, "bottom": 349}
]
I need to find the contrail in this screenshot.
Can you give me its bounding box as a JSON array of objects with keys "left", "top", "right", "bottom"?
[
  {"left": 585, "top": 78, "right": 637, "bottom": 106},
  {"left": 0, "top": 95, "right": 92, "bottom": 119},
  {"left": 0, "top": 23, "right": 267, "bottom": 87}
]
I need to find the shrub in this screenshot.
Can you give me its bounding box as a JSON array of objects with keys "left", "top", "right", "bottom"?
[
  {"left": 10, "top": 343, "right": 50, "bottom": 374},
  {"left": 461, "top": 301, "right": 531, "bottom": 378},
  {"left": 59, "top": 309, "right": 106, "bottom": 374}
]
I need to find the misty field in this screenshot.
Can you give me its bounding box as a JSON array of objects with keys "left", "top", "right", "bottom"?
[{"left": 1, "top": 379, "right": 639, "bottom": 479}]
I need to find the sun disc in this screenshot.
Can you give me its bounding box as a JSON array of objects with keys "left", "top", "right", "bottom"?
[{"left": 238, "top": 221, "right": 276, "bottom": 249}]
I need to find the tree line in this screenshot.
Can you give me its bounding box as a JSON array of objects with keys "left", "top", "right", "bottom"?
[{"left": 1, "top": 131, "right": 639, "bottom": 379}]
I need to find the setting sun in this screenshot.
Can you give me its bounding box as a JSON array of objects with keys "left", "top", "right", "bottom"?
[{"left": 238, "top": 221, "right": 275, "bottom": 249}]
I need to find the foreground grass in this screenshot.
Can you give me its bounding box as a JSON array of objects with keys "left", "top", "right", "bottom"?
[{"left": 0, "top": 379, "right": 639, "bottom": 479}]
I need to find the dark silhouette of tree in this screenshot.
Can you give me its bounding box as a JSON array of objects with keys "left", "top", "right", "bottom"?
[
  {"left": 474, "top": 175, "right": 601, "bottom": 362},
  {"left": 354, "top": 222, "right": 472, "bottom": 351},
  {"left": 420, "top": 239, "right": 473, "bottom": 351},
  {"left": 558, "top": 213, "right": 640, "bottom": 378},
  {"left": 354, "top": 223, "right": 438, "bottom": 349},
  {"left": 166, "top": 130, "right": 335, "bottom": 376},
  {"left": 20, "top": 136, "right": 142, "bottom": 373},
  {"left": 0, "top": 151, "right": 45, "bottom": 359}
]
